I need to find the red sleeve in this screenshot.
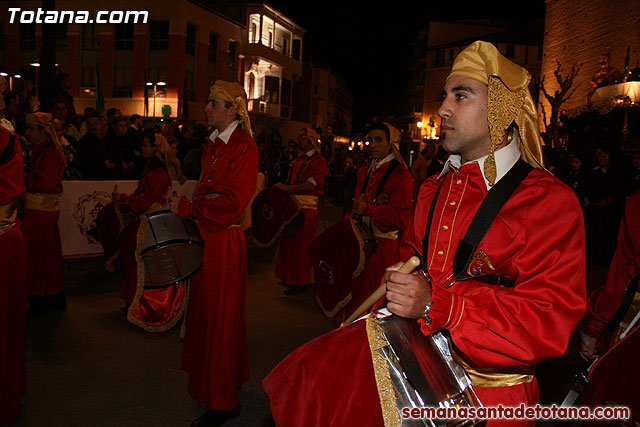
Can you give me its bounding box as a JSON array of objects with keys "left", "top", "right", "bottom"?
[
  {"left": 190, "top": 142, "right": 259, "bottom": 233},
  {"left": 120, "top": 168, "right": 170, "bottom": 214},
  {"left": 585, "top": 192, "right": 640, "bottom": 339},
  {"left": 304, "top": 155, "right": 329, "bottom": 195},
  {"left": 368, "top": 166, "right": 413, "bottom": 232},
  {"left": 405, "top": 178, "right": 587, "bottom": 369},
  {"left": 25, "top": 144, "right": 64, "bottom": 194},
  {"left": 0, "top": 130, "right": 26, "bottom": 204}
]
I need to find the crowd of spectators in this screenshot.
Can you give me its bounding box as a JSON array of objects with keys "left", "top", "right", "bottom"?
[{"left": 5, "top": 74, "right": 639, "bottom": 269}]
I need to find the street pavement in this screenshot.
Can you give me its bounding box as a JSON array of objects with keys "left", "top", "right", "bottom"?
[{"left": 7, "top": 202, "right": 605, "bottom": 426}]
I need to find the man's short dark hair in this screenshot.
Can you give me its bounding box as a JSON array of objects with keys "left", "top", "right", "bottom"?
[
  {"left": 106, "top": 107, "right": 120, "bottom": 120},
  {"left": 130, "top": 114, "right": 142, "bottom": 123},
  {"left": 366, "top": 122, "right": 390, "bottom": 142},
  {"left": 111, "top": 116, "right": 127, "bottom": 127}
]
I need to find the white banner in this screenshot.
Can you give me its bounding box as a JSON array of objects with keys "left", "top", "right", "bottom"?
[{"left": 59, "top": 180, "right": 197, "bottom": 258}]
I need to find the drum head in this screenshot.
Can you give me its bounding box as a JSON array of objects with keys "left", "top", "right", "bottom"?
[{"left": 252, "top": 187, "right": 301, "bottom": 246}]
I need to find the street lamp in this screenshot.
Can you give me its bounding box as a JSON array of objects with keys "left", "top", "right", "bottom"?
[{"left": 146, "top": 81, "right": 166, "bottom": 120}]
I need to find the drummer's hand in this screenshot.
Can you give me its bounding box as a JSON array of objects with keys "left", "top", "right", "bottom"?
[
  {"left": 579, "top": 331, "right": 598, "bottom": 361},
  {"left": 111, "top": 184, "right": 120, "bottom": 202},
  {"left": 384, "top": 262, "right": 432, "bottom": 319},
  {"left": 352, "top": 195, "right": 368, "bottom": 215},
  {"left": 273, "top": 182, "right": 288, "bottom": 191}
]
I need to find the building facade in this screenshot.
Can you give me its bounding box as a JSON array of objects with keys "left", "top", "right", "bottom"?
[{"left": 1, "top": 0, "right": 246, "bottom": 122}]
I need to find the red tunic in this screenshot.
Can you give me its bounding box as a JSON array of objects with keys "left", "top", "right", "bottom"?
[
  {"left": 338, "top": 160, "right": 413, "bottom": 323},
  {"left": 116, "top": 161, "right": 186, "bottom": 332},
  {"left": 584, "top": 190, "right": 640, "bottom": 344},
  {"left": 178, "top": 126, "right": 258, "bottom": 410},
  {"left": 22, "top": 139, "right": 65, "bottom": 296},
  {"left": 275, "top": 152, "right": 329, "bottom": 286},
  {"left": 0, "top": 128, "right": 27, "bottom": 423},
  {"left": 264, "top": 161, "right": 586, "bottom": 426}
]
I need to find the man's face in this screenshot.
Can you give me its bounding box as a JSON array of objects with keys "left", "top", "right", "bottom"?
[
  {"left": 438, "top": 75, "right": 491, "bottom": 163},
  {"left": 114, "top": 120, "right": 127, "bottom": 137},
  {"left": 53, "top": 102, "right": 67, "bottom": 121},
  {"left": 87, "top": 117, "right": 100, "bottom": 135},
  {"left": 26, "top": 124, "right": 48, "bottom": 145},
  {"left": 6, "top": 97, "right": 19, "bottom": 117},
  {"left": 204, "top": 98, "right": 231, "bottom": 130},
  {"left": 365, "top": 129, "right": 390, "bottom": 160},
  {"left": 570, "top": 157, "right": 581, "bottom": 171},
  {"left": 297, "top": 130, "right": 313, "bottom": 152},
  {"left": 53, "top": 119, "right": 65, "bottom": 138},
  {"left": 596, "top": 150, "right": 610, "bottom": 167},
  {"left": 141, "top": 138, "right": 155, "bottom": 159}
]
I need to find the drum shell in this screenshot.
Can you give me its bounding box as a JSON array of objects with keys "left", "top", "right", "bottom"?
[{"left": 140, "top": 210, "right": 204, "bottom": 288}]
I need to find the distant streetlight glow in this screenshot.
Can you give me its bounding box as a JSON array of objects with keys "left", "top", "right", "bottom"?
[{"left": 417, "top": 121, "right": 423, "bottom": 128}]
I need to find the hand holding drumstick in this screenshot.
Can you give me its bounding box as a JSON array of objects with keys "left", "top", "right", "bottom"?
[{"left": 341, "top": 256, "right": 423, "bottom": 326}]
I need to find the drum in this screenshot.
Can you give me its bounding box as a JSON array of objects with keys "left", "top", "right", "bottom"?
[
  {"left": 579, "top": 324, "right": 640, "bottom": 424},
  {"left": 90, "top": 201, "right": 137, "bottom": 260},
  {"left": 251, "top": 186, "right": 304, "bottom": 247},
  {"left": 373, "top": 315, "right": 484, "bottom": 426},
  {"left": 140, "top": 210, "right": 204, "bottom": 288},
  {"left": 310, "top": 218, "right": 364, "bottom": 317}
]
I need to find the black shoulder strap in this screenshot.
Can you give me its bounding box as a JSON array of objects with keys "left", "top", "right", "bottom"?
[
  {"left": 607, "top": 274, "right": 640, "bottom": 332},
  {"left": 452, "top": 159, "right": 533, "bottom": 285},
  {"left": 420, "top": 159, "right": 533, "bottom": 287},
  {"left": 372, "top": 160, "right": 399, "bottom": 203},
  {"left": 0, "top": 134, "right": 16, "bottom": 165}
]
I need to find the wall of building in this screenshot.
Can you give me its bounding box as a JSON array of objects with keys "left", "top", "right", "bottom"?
[{"left": 541, "top": 0, "right": 640, "bottom": 120}]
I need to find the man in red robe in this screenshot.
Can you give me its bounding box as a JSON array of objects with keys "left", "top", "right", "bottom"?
[
  {"left": 0, "top": 80, "right": 28, "bottom": 423},
  {"left": 335, "top": 121, "right": 413, "bottom": 323},
  {"left": 264, "top": 41, "right": 586, "bottom": 427},
  {"left": 274, "top": 127, "right": 328, "bottom": 295},
  {"left": 178, "top": 80, "right": 258, "bottom": 426},
  {"left": 23, "top": 112, "right": 66, "bottom": 318}
]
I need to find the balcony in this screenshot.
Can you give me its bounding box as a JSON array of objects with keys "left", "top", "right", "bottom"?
[
  {"left": 245, "top": 43, "right": 302, "bottom": 76},
  {"left": 248, "top": 98, "right": 290, "bottom": 118}
]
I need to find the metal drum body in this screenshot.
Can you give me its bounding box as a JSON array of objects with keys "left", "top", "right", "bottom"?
[
  {"left": 376, "top": 315, "right": 485, "bottom": 427},
  {"left": 140, "top": 210, "right": 204, "bottom": 288}
]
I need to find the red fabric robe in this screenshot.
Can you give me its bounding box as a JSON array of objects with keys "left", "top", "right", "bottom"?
[
  {"left": 264, "top": 160, "right": 586, "bottom": 427},
  {"left": 275, "top": 151, "right": 328, "bottom": 286},
  {"left": 580, "top": 191, "right": 640, "bottom": 417},
  {"left": 178, "top": 126, "right": 258, "bottom": 410},
  {"left": 22, "top": 139, "right": 65, "bottom": 296},
  {"left": 0, "top": 128, "right": 27, "bottom": 423},
  {"left": 584, "top": 190, "right": 640, "bottom": 344},
  {"left": 337, "top": 159, "right": 413, "bottom": 323},
  {"left": 116, "top": 159, "right": 186, "bottom": 331}
]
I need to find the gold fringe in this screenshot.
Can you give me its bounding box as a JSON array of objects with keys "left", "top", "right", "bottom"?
[
  {"left": 366, "top": 316, "right": 401, "bottom": 427},
  {"left": 125, "top": 214, "right": 188, "bottom": 333},
  {"left": 253, "top": 209, "right": 302, "bottom": 248},
  {"left": 349, "top": 217, "right": 368, "bottom": 279},
  {"left": 316, "top": 292, "right": 352, "bottom": 318}
]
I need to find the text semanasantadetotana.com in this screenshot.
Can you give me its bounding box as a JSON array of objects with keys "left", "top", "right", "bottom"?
[{"left": 402, "top": 404, "right": 631, "bottom": 421}]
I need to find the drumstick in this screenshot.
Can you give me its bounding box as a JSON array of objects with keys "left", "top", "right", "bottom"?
[{"left": 341, "top": 256, "right": 421, "bottom": 326}]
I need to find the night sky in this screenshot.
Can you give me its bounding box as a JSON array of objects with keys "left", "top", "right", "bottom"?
[{"left": 264, "top": 1, "right": 546, "bottom": 131}]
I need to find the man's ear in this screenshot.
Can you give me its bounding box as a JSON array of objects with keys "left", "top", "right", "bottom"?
[{"left": 228, "top": 105, "right": 238, "bottom": 120}]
